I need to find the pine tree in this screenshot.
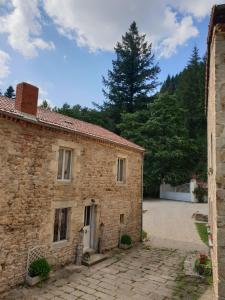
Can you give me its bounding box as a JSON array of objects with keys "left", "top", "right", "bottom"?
[
  {"left": 176, "top": 46, "right": 205, "bottom": 138},
  {"left": 102, "top": 21, "right": 160, "bottom": 132},
  {"left": 40, "top": 100, "right": 51, "bottom": 110},
  {"left": 175, "top": 47, "right": 206, "bottom": 178},
  {"left": 4, "top": 86, "right": 15, "bottom": 98}
]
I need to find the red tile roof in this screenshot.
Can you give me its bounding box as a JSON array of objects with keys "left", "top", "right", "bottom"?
[{"left": 0, "top": 96, "right": 144, "bottom": 152}]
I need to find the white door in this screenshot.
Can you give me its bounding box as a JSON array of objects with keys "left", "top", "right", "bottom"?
[{"left": 83, "top": 206, "right": 91, "bottom": 250}]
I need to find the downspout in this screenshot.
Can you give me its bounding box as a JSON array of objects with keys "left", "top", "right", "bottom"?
[{"left": 140, "top": 153, "right": 144, "bottom": 242}]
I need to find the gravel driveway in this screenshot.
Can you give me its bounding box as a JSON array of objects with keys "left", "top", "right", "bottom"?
[{"left": 143, "top": 199, "right": 208, "bottom": 251}]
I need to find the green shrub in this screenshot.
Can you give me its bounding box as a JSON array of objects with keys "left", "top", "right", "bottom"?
[
  {"left": 121, "top": 234, "right": 132, "bottom": 245},
  {"left": 193, "top": 186, "right": 207, "bottom": 203},
  {"left": 29, "top": 258, "right": 51, "bottom": 280},
  {"left": 141, "top": 230, "right": 148, "bottom": 241}
]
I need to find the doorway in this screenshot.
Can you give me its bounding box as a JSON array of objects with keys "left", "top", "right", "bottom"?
[{"left": 83, "top": 205, "right": 96, "bottom": 251}]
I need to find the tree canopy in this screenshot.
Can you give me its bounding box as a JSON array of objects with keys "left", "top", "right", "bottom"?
[
  {"left": 4, "top": 86, "right": 15, "bottom": 98},
  {"left": 102, "top": 21, "right": 160, "bottom": 132}
]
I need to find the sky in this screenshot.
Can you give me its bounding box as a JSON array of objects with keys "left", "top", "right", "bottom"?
[{"left": 0, "top": 1, "right": 223, "bottom": 108}]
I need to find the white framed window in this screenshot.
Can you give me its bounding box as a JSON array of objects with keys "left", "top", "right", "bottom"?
[
  {"left": 117, "top": 158, "right": 126, "bottom": 183},
  {"left": 57, "top": 148, "right": 72, "bottom": 180},
  {"left": 53, "top": 208, "right": 70, "bottom": 242}
]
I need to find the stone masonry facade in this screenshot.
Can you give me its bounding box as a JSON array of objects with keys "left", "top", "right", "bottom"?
[
  {"left": 0, "top": 85, "right": 143, "bottom": 294},
  {"left": 207, "top": 5, "right": 225, "bottom": 300}
]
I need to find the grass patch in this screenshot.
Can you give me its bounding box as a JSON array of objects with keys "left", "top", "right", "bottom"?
[{"left": 195, "top": 223, "right": 208, "bottom": 246}]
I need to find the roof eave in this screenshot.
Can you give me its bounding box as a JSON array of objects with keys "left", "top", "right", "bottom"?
[
  {"left": 205, "top": 4, "right": 225, "bottom": 112},
  {"left": 0, "top": 109, "right": 145, "bottom": 153}
]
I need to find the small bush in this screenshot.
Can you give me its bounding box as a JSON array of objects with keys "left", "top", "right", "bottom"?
[
  {"left": 141, "top": 230, "right": 148, "bottom": 241},
  {"left": 193, "top": 186, "right": 207, "bottom": 203},
  {"left": 121, "top": 234, "right": 132, "bottom": 245},
  {"left": 29, "top": 258, "right": 51, "bottom": 280}
]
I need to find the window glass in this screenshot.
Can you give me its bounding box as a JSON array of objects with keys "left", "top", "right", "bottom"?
[
  {"left": 57, "top": 149, "right": 64, "bottom": 179},
  {"left": 53, "top": 209, "right": 60, "bottom": 242},
  {"left": 57, "top": 148, "right": 72, "bottom": 180},
  {"left": 64, "top": 150, "right": 71, "bottom": 179},
  {"left": 53, "top": 208, "right": 69, "bottom": 242},
  {"left": 117, "top": 158, "right": 126, "bottom": 182},
  {"left": 60, "top": 208, "right": 68, "bottom": 240},
  {"left": 84, "top": 206, "right": 91, "bottom": 226}
]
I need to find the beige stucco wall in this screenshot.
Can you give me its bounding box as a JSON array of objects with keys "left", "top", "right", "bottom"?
[
  {"left": 0, "top": 116, "right": 143, "bottom": 293},
  {"left": 208, "top": 25, "right": 225, "bottom": 300}
]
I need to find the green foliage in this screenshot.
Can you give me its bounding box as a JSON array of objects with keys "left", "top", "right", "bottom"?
[
  {"left": 40, "top": 100, "right": 51, "bottom": 110},
  {"left": 195, "top": 223, "right": 208, "bottom": 245},
  {"left": 119, "top": 93, "right": 198, "bottom": 193},
  {"left": 141, "top": 230, "right": 148, "bottom": 241},
  {"left": 4, "top": 85, "right": 15, "bottom": 98},
  {"left": 121, "top": 234, "right": 132, "bottom": 245},
  {"left": 102, "top": 21, "right": 160, "bottom": 132},
  {"left": 29, "top": 258, "right": 51, "bottom": 280},
  {"left": 56, "top": 103, "right": 109, "bottom": 128},
  {"left": 194, "top": 186, "right": 207, "bottom": 203},
  {"left": 194, "top": 255, "right": 212, "bottom": 276}
]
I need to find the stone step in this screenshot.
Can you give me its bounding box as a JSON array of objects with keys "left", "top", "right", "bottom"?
[
  {"left": 82, "top": 253, "right": 108, "bottom": 267},
  {"left": 83, "top": 248, "right": 96, "bottom": 255}
]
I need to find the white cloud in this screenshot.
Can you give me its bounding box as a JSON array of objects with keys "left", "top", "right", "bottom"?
[
  {"left": 171, "top": 0, "right": 224, "bottom": 19},
  {"left": 0, "top": 0, "right": 223, "bottom": 59},
  {"left": 158, "top": 12, "right": 198, "bottom": 57},
  {"left": 43, "top": 0, "right": 217, "bottom": 58},
  {"left": 0, "top": 50, "right": 10, "bottom": 81},
  {"left": 0, "top": 0, "right": 54, "bottom": 58}
]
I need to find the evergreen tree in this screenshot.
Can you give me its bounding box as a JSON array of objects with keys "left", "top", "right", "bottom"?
[
  {"left": 119, "top": 93, "right": 197, "bottom": 195},
  {"left": 160, "top": 74, "right": 179, "bottom": 94},
  {"left": 102, "top": 21, "right": 160, "bottom": 132},
  {"left": 175, "top": 47, "right": 206, "bottom": 178},
  {"left": 40, "top": 100, "right": 51, "bottom": 110},
  {"left": 56, "top": 103, "right": 109, "bottom": 128},
  {"left": 176, "top": 46, "right": 205, "bottom": 138},
  {"left": 4, "top": 86, "right": 15, "bottom": 98}
]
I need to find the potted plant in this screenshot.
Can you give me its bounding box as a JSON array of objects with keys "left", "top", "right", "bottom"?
[
  {"left": 120, "top": 234, "right": 132, "bottom": 249},
  {"left": 26, "top": 257, "right": 51, "bottom": 286},
  {"left": 194, "top": 254, "right": 212, "bottom": 277}
]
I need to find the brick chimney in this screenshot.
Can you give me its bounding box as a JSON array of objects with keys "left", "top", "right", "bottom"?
[{"left": 15, "top": 82, "right": 39, "bottom": 116}]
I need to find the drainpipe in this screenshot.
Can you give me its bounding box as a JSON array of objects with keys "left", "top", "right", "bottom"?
[{"left": 140, "top": 153, "right": 144, "bottom": 242}]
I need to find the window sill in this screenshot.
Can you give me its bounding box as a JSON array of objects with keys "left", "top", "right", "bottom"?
[
  {"left": 52, "top": 240, "right": 70, "bottom": 249},
  {"left": 56, "top": 179, "right": 73, "bottom": 185},
  {"left": 116, "top": 181, "right": 126, "bottom": 186}
]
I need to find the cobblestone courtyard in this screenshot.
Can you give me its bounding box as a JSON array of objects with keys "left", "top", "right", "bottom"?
[{"left": 4, "top": 244, "right": 212, "bottom": 300}]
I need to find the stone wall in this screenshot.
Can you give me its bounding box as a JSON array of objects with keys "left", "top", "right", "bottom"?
[
  {"left": 208, "top": 25, "right": 225, "bottom": 300},
  {"left": 0, "top": 115, "right": 143, "bottom": 294}
]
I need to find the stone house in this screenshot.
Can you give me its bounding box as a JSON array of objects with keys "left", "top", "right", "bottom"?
[
  {"left": 206, "top": 4, "right": 225, "bottom": 300},
  {"left": 0, "top": 82, "right": 144, "bottom": 294}
]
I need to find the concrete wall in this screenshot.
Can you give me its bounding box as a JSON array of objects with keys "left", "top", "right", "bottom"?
[
  {"left": 160, "top": 180, "right": 197, "bottom": 202},
  {"left": 0, "top": 116, "right": 143, "bottom": 293},
  {"left": 208, "top": 24, "right": 225, "bottom": 300}
]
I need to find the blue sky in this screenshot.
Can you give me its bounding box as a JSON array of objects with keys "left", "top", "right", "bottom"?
[{"left": 0, "top": 1, "right": 218, "bottom": 108}]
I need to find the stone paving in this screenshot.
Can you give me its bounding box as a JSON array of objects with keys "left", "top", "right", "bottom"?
[{"left": 3, "top": 244, "right": 212, "bottom": 300}]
